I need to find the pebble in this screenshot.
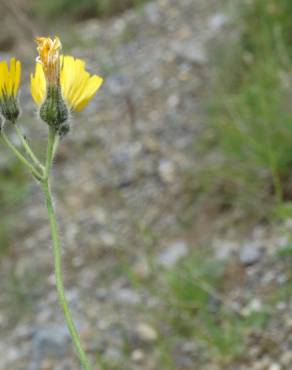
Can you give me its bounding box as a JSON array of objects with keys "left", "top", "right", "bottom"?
[
  {"left": 157, "top": 240, "right": 188, "bottom": 268},
  {"left": 131, "top": 348, "right": 145, "bottom": 362},
  {"left": 280, "top": 351, "right": 292, "bottom": 366},
  {"left": 172, "top": 40, "right": 207, "bottom": 65},
  {"left": 113, "top": 288, "right": 141, "bottom": 306},
  {"left": 32, "top": 325, "right": 71, "bottom": 356},
  {"left": 158, "top": 159, "right": 176, "bottom": 184},
  {"left": 99, "top": 231, "right": 116, "bottom": 247},
  {"left": 208, "top": 12, "right": 229, "bottom": 33},
  {"left": 269, "top": 364, "right": 282, "bottom": 370},
  {"left": 136, "top": 323, "right": 158, "bottom": 342},
  {"left": 213, "top": 239, "right": 237, "bottom": 260},
  {"left": 254, "top": 357, "right": 272, "bottom": 370},
  {"left": 239, "top": 243, "right": 263, "bottom": 266},
  {"left": 29, "top": 325, "right": 71, "bottom": 370},
  {"left": 242, "top": 298, "right": 263, "bottom": 316},
  {"left": 144, "top": 2, "right": 160, "bottom": 24}
]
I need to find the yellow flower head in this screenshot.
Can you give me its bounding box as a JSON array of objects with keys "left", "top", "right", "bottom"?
[
  {"left": 36, "top": 36, "right": 61, "bottom": 87},
  {"left": 0, "top": 58, "right": 21, "bottom": 122},
  {"left": 31, "top": 37, "right": 103, "bottom": 112},
  {"left": 0, "top": 58, "right": 21, "bottom": 98}
]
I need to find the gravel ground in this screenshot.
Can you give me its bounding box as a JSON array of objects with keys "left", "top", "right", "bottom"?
[{"left": 1, "top": 0, "right": 292, "bottom": 369}]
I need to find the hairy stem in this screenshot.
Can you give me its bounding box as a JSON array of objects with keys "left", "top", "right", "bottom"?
[
  {"left": 1, "top": 130, "right": 43, "bottom": 181},
  {"left": 42, "top": 128, "right": 92, "bottom": 370},
  {"left": 14, "top": 124, "right": 44, "bottom": 171}
]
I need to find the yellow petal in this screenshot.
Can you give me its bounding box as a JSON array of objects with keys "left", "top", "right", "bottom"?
[
  {"left": 0, "top": 58, "right": 21, "bottom": 98},
  {"left": 60, "top": 55, "right": 103, "bottom": 111},
  {"left": 11, "top": 58, "right": 21, "bottom": 96},
  {"left": 31, "top": 63, "right": 46, "bottom": 105},
  {"left": 74, "top": 75, "right": 103, "bottom": 112}
]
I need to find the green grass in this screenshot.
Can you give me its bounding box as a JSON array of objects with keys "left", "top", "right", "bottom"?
[
  {"left": 199, "top": 0, "right": 292, "bottom": 217},
  {"left": 155, "top": 249, "right": 271, "bottom": 364},
  {"left": 158, "top": 251, "right": 245, "bottom": 360},
  {"left": 122, "top": 247, "right": 270, "bottom": 367}
]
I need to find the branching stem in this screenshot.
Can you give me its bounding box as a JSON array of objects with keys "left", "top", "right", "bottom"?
[
  {"left": 1, "top": 129, "right": 43, "bottom": 181},
  {"left": 14, "top": 124, "right": 44, "bottom": 171},
  {"left": 2, "top": 123, "right": 93, "bottom": 369}
]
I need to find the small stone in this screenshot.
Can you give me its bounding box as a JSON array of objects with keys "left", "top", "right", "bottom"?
[
  {"left": 6, "top": 347, "right": 21, "bottom": 362},
  {"left": 42, "top": 359, "right": 53, "bottom": 370},
  {"left": 280, "top": 351, "right": 292, "bottom": 366},
  {"left": 254, "top": 358, "right": 271, "bottom": 370},
  {"left": 213, "top": 240, "right": 237, "bottom": 260},
  {"left": 208, "top": 12, "right": 229, "bottom": 32},
  {"left": 93, "top": 207, "right": 107, "bottom": 225},
  {"left": 99, "top": 231, "right": 116, "bottom": 247},
  {"left": 113, "top": 288, "right": 141, "bottom": 306},
  {"left": 29, "top": 325, "right": 71, "bottom": 370},
  {"left": 172, "top": 40, "right": 207, "bottom": 65},
  {"left": 142, "top": 136, "right": 160, "bottom": 153},
  {"left": 167, "top": 94, "right": 180, "bottom": 110},
  {"left": 269, "top": 364, "right": 281, "bottom": 370},
  {"left": 276, "top": 301, "right": 287, "bottom": 311},
  {"left": 158, "top": 240, "right": 188, "bottom": 268},
  {"left": 144, "top": 2, "right": 160, "bottom": 24},
  {"left": 239, "top": 243, "right": 263, "bottom": 266},
  {"left": 131, "top": 348, "right": 145, "bottom": 362},
  {"left": 158, "top": 159, "right": 176, "bottom": 183},
  {"left": 242, "top": 298, "right": 262, "bottom": 316},
  {"left": 136, "top": 323, "right": 158, "bottom": 342},
  {"left": 32, "top": 325, "right": 71, "bottom": 356}
]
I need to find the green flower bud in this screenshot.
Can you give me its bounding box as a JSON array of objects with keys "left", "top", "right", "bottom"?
[{"left": 40, "top": 85, "right": 68, "bottom": 130}]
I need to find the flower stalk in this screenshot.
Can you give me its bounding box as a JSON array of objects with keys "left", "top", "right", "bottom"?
[{"left": 42, "top": 127, "right": 92, "bottom": 370}]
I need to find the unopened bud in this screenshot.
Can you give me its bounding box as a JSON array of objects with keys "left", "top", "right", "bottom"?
[{"left": 40, "top": 86, "right": 68, "bottom": 130}]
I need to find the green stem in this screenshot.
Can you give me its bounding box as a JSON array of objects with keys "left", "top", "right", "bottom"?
[
  {"left": 52, "top": 134, "right": 60, "bottom": 159},
  {"left": 1, "top": 130, "right": 43, "bottom": 181},
  {"left": 14, "top": 124, "right": 44, "bottom": 171},
  {"left": 45, "top": 127, "right": 56, "bottom": 177},
  {"left": 42, "top": 128, "right": 92, "bottom": 370}
]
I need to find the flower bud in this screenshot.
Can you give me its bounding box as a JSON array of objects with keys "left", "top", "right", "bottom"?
[{"left": 40, "top": 85, "right": 68, "bottom": 130}]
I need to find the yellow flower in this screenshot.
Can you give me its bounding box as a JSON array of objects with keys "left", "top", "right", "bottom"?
[
  {"left": 0, "top": 58, "right": 21, "bottom": 122},
  {"left": 31, "top": 55, "right": 103, "bottom": 112},
  {"left": 36, "top": 36, "right": 61, "bottom": 87},
  {"left": 0, "top": 58, "right": 21, "bottom": 98}
]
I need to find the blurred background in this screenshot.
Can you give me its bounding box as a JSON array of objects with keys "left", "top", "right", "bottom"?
[{"left": 2, "top": 0, "right": 292, "bottom": 369}]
